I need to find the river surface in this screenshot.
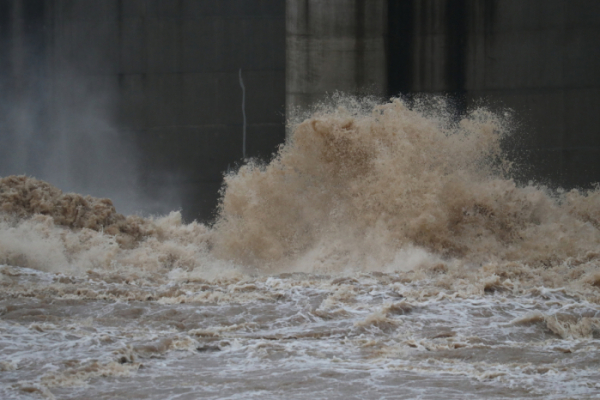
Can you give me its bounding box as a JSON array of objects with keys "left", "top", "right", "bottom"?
[{"left": 1, "top": 265, "right": 600, "bottom": 399}]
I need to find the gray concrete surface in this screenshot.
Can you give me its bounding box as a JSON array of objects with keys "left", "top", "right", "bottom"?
[
  {"left": 286, "top": 0, "right": 388, "bottom": 123},
  {"left": 1, "top": 1, "right": 599, "bottom": 223},
  {"left": 388, "top": 0, "right": 600, "bottom": 187},
  {"left": 0, "top": 0, "right": 286, "bottom": 221}
]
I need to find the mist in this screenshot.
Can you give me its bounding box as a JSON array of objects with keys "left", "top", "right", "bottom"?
[{"left": 0, "top": 33, "right": 181, "bottom": 217}]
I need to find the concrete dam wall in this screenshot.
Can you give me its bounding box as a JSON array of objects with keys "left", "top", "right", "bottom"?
[
  {"left": 387, "top": 0, "right": 600, "bottom": 188},
  {"left": 1, "top": 0, "right": 599, "bottom": 221},
  {"left": 0, "top": 0, "right": 286, "bottom": 221}
]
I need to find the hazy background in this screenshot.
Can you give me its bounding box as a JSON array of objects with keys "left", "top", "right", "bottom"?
[
  {"left": 1, "top": 0, "right": 599, "bottom": 221},
  {"left": 0, "top": 0, "right": 286, "bottom": 220}
]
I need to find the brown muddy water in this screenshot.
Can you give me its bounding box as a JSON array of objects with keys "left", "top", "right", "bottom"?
[{"left": 1, "top": 96, "right": 600, "bottom": 399}]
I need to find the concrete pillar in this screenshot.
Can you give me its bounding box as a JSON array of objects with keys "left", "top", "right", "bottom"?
[
  {"left": 388, "top": 0, "right": 600, "bottom": 188},
  {"left": 387, "top": 0, "right": 467, "bottom": 101},
  {"left": 286, "top": 0, "right": 387, "bottom": 122}
]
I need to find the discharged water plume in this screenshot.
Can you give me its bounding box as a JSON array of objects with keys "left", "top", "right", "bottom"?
[
  {"left": 213, "top": 95, "right": 600, "bottom": 273},
  {"left": 2, "top": 95, "right": 600, "bottom": 399},
  {"left": 1, "top": 95, "right": 600, "bottom": 282}
]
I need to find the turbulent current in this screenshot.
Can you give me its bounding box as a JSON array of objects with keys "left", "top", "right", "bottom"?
[{"left": 1, "top": 97, "right": 600, "bottom": 399}]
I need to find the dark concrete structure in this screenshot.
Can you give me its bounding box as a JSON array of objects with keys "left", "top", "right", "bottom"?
[
  {"left": 387, "top": 0, "right": 600, "bottom": 187},
  {"left": 0, "top": 0, "right": 286, "bottom": 221},
  {"left": 1, "top": 1, "right": 599, "bottom": 222},
  {"left": 286, "top": 0, "right": 387, "bottom": 123}
]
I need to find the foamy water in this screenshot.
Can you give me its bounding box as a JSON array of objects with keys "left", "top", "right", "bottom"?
[{"left": 1, "top": 96, "right": 599, "bottom": 399}]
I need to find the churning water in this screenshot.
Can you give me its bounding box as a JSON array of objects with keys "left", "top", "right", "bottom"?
[{"left": 1, "top": 96, "right": 599, "bottom": 399}]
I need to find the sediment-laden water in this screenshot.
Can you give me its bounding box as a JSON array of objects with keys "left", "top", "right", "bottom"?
[{"left": 1, "top": 96, "right": 599, "bottom": 399}]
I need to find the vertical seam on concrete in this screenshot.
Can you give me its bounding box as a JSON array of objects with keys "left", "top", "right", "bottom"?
[
  {"left": 117, "top": 0, "right": 123, "bottom": 88},
  {"left": 0, "top": 0, "right": 13, "bottom": 86},
  {"left": 355, "top": 0, "right": 366, "bottom": 92},
  {"left": 417, "top": 1, "right": 425, "bottom": 90},
  {"left": 239, "top": 68, "right": 246, "bottom": 159},
  {"left": 483, "top": 0, "right": 496, "bottom": 91},
  {"left": 386, "top": 0, "right": 415, "bottom": 96},
  {"left": 305, "top": 0, "right": 311, "bottom": 88},
  {"left": 444, "top": 0, "right": 467, "bottom": 109}
]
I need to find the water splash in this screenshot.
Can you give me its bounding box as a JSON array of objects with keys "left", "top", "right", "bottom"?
[
  {"left": 1, "top": 95, "right": 599, "bottom": 284},
  {"left": 213, "top": 95, "right": 600, "bottom": 272}
]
